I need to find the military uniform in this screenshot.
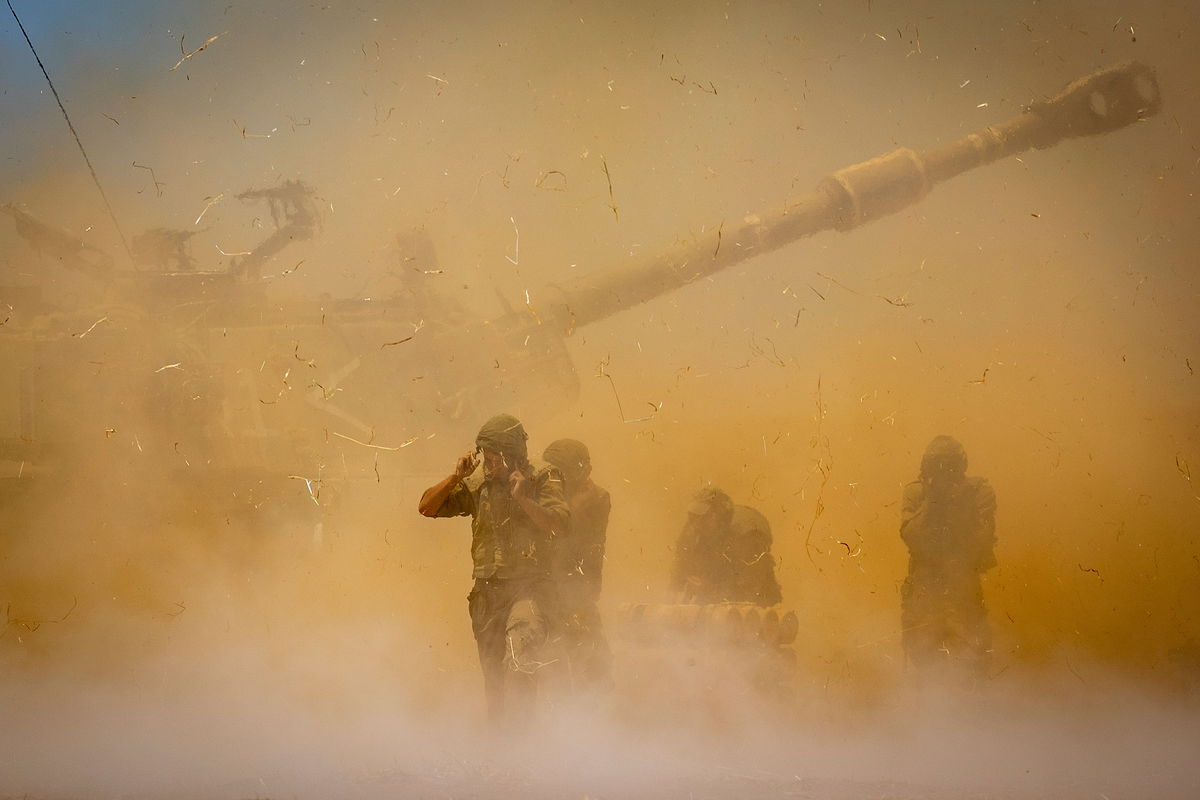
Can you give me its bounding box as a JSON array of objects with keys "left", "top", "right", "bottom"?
[
  {"left": 547, "top": 438, "right": 619, "bottom": 695},
  {"left": 547, "top": 461, "right": 612, "bottom": 691},
  {"left": 425, "top": 415, "right": 569, "bottom": 725},
  {"left": 900, "top": 436, "right": 997, "bottom": 676},
  {"left": 671, "top": 489, "right": 783, "bottom": 608}
]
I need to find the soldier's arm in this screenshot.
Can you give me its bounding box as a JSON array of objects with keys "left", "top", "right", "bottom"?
[
  {"left": 744, "top": 534, "right": 783, "bottom": 606},
  {"left": 973, "top": 478, "right": 999, "bottom": 570},
  {"left": 511, "top": 466, "right": 570, "bottom": 535},
  {"left": 589, "top": 487, "right": 612, "bottom": 539},
  {"left": 417, "top": 451, "right": 478, "bottom": 517},
  {"left": 759, "top": 555, "right": 784, "bottom": 606},
  {"left": 734, "top": 510, "right": 783, "bottom": 606},
  {"left": 755, "top": 517, "right": 783, "bottom": 606},
  {"left": 899, "top": 481, "right": 928, "bottom": 545},
  {"left": 582, "top": 488, "right": 612, "bottom": 586}
]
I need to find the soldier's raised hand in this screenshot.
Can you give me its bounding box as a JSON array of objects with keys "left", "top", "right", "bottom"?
[
  {"left": 508, "top": 468, "right": 527, "bottom": 498},
  {"left": 455, "top": 450, "right": 479, "bottom": 480}
]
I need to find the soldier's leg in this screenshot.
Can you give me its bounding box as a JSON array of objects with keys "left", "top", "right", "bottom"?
[
  {"left": 901, "top": 577, "right": 938, "bottom": 669},
  {"left": 553, "top": 582, "right": 590, "bottom": 691},
  {"left": 502, "top": 590, "right": 549, "bottom": 727},
  {"left": 958, "top": 581, "right": 992, "bottom": 675},
  {"left": 576, "top": 601, "right": 613, "bottom": 690},
  {"left": 468, "top": 582, "right": 508, "bottom": 724}
]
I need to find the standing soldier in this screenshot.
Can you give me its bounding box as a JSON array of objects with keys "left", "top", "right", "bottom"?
[
  {"left": 542, "top": 438, "right": 613, "bottom": 693},
  {"left": 418, "top": 414, "right": 569, "bottom": 726},
  {"left": 900, "top": 435, "right": 997, "bottom": 679},
  {"left": 670, "top": 486, "right": 783, "bottom": 608}
]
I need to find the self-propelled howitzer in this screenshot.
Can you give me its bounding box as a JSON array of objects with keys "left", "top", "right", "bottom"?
[{"left": 0, "top": 62, "right": 1163, "bottom": 516}]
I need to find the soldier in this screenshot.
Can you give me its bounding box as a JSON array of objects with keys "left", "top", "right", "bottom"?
[
  {"left": 418, "top": 414, "right": 569, "bottom": 726},
  {"left": 900, "top": 435, "right": 997, "bottom": 678},
  {"left": 542, "top": 438, "right": 612, "bottom": 692},
  {"left": 670, "top": 486, "right": 783, "bottom": 607}
]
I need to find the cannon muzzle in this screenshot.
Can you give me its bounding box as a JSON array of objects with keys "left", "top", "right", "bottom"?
[{"left": 540, "top": 61, "right": 1162, "bottom": 334}]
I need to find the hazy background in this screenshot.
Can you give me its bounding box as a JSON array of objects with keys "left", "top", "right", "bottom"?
[{"left": 1, "top": 1, "right": 1197, "bottom": 797}]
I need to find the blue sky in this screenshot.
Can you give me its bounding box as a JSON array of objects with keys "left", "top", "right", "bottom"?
[
  {"left": 3, "top": 2, "right": 168, "bottom": 164},
  {"left": 3, "top": 2, "right": 287, "bottom": 186}
]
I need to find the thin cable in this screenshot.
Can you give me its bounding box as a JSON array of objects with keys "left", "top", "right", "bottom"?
[{"left": 6, "top": 0, "right": 134, "bottom": 265}]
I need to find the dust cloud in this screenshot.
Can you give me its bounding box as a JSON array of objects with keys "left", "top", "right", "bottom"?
[{"left": 1, "top": 0, "right": 1198, "bottom": 797}]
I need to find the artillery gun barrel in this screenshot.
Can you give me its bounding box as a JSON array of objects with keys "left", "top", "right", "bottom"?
[{"left": 540, "top": 61, "right": 1161, "bottom": 334}]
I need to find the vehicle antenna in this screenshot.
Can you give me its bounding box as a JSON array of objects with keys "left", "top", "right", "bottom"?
[{"left": 6, "top": 0, "right": 135, "bottom": 265}]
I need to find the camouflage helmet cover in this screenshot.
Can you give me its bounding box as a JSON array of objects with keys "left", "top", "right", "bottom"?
[
  {"left": 543, "top": 438, "right": 590, "bottom": 477},
  {"left": 475, "top": 413, "right": 528, "bottom": 461}
]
